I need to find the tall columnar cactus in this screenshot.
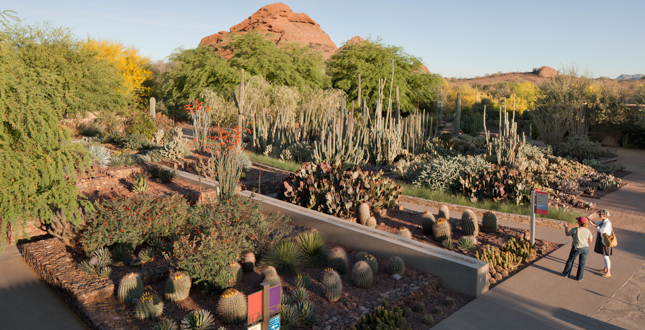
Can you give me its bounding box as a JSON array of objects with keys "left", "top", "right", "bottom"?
[
  {"left": 165, "top": 272, "right": 191, "bottom": 302},
  {"left": 461, "top": 209, "right": 479, "bottom": 236},
  {"left": 366, "top": 216, "right": 377, "bottom": 228},
  {"left": 438, "top": 205, "right": 450, "bottom": 220},
  {"left": 118, "top": 273, "right": 144, "bottom": 304},
  {"left": 387, "top": 256, "right": 405, "bottom": 276},
  {"left": 242, "top": 252, "right": 256, "bottom": 273},
  {"left": 421, "top": 211, "right": 436, "bottom": 235},
  {"left": 295, "top": 272, "right": 312, "bottom": 288},
  {"left": 352, "top": 261, "right": 373, "bottom": 289},
  {"left": 364, "top": 254, "right": 378, "bottom": 275},
  {"left": 433, "top": 218, "right": 452, "bottom": 242},
  {"left": 396, "top": 227, "right": 412, "bottom": 239},
  {"left": 482, "top": 211, "right": 498, "bottom": 233},
  {"left": 454, "top": 92, "right": 461, "bottom": 135},
  {"left": 358, "top": 202, "right": 371, "bottom": 225},
  {"left": 217, "top": 289, "right": 247, "bottom": 325},
  {"left": 323, "top": 268, "right": 342, "bottom": 302},
  {"left": 261, "top": 266, "right": 278, "bottom": 281},
  {"left": 328, "top": 246, "right": 348, "bottom": 274},
  {"left": 264, "top": 275, "right": 282, "bottom": 287},
  {"left": 227, "top": 262, "right": 242, "bottom": 286},
  {"left": 150, "top": 97, "right": 156, "bottom": 121},
  {"left": 135, "top": 292, "right": 164, "bottom": 320}
]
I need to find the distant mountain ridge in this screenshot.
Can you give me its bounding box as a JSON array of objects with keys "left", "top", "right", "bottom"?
[{"left": 617, "top": 74, "right": 644, "bottom": 80}]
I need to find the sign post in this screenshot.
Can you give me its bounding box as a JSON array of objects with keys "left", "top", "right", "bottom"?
[
  {"left": 248, "top": 282, "right": 281, "bottom": 330},
  {"left": 530, "top": 190, "right": 535, "bottom": 245},
  {"left": 530, "top": 190, "right": 549, "bottom": 245}
]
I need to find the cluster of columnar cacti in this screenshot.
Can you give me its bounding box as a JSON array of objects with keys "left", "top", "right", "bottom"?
[
  {"left": 242, "top": 252, "right": 255, "bottom": 273},
  {"left": 355, "top": 299, "right": 411, "bottom": 330},
  {"left": 387, "top": 256, "right": 405, "bottom": 276},
  {"left": 421, "top": 211, "right": 436, "bottom": 235},
  {"left": 395, "top": 227, "right": 412, "bottom": 239},
  {"left": 328, "top": 246, "right": 348, "bottom": 274},
  {"left": 118, "top": 273, "right": 144, "bottom": 304},
  {"left": 402, "top": 108, "right": 438, "bottom": 155},
  {"left": 216, "top": 289, "right": 247, "bottom": 324},
  {"left": 295, "top": 272, "right": 312, "bottom": 288},
  {"left": 481, "top": 211, "right": 498, "bottom": 233},
  {"left": 165, "top": 272, "right": 191, "bottom": 302},
  {"left": 135, "top": 292, "right": 164, "bottom": 320},
  {"left": 323, "top": 268, "right": 343, "bottom": 302},
  {"left": 461, "top": 209, "right": 479, "bottom": 236},
  {"left": 476, "top": 245, "right": 521, "bottom": 270},
  {"left": 366, "top": 216, "right": 377, "bottom": 228},
  {"left": 433, "top": 218, "right": 452, "bottom": 242},
  {"left": 502, "top": 236, "right": 537, "bottom": 262},
  {"left": 227, "top": 262, "right": 242, "bottom": 286},
  {"left": 352, "top": 261, "right": 373, "bottom": 289},
  {"left": 484, "top": 105, "right": 526, "bottom": 168}
]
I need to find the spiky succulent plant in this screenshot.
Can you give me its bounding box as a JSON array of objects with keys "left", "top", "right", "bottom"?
[
  {"left": 216, "top": 289, "right": 247, "bottom": 325},
  {"left": 323, "top": 268, "right": 342, "bottom": 302},
  {"left": 387, "top": 256, "right": 405, "bottom": 276},
  {"left": 135, "top": 292, "right": 164, "bottom": 320},
  {"left": 352, "top": 261, "right": 373, "bottom": 289},
  {"left": 138, "top": 248, "right": 153, "bottom": 263},
  {"left": 154, "top": 319, "right": 178, "bottom": 330},
  {"left": 296, "top": 230, "right": 328, "bottom": 267},
  {"left": 296, "top": 301, "right": 318, "bottom": 327},
  {"left": 165, "top": 272, "right": 191, "bottom": 302},
  {"left": 295, "top": 272, "right": 311, "bottom": 288},
  {"left": 88, "top": 145, "right": 111, "bottom": 168},
  {"left": 118, "top": 272, "right": 143, "bottom": 304},
  {"left": 363, "top": 254, "right": 378, "bottom": 274},
  {"left": 262, "top": 240, "right": 304, "bottom": 276},
  {"left": 180, "top": 309, "right": 215, "bottom": 330},
  {"left": 291, "top": 288, "right": 309, "bottom": 304}
]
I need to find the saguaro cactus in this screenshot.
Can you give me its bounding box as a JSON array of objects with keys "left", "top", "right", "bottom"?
[
  {"left": 454, "top": 93, "right": 461, "bottom": 135},
  {"left": 149, "top": 97, "right": 156, "bottom": 121}
]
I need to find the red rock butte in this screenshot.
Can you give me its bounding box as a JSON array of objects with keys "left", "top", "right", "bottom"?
[{"left": 199, "top": 2, "right": 338, "bottom": 59}]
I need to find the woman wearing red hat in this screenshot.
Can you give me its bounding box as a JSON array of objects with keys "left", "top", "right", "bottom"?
[{"left": 562, "top": 216, "right": 594, "bottom": 281}]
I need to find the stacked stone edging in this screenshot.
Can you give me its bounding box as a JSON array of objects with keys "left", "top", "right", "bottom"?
[{"left": 400, "top": 195, "right": 569, "bottom": 229}]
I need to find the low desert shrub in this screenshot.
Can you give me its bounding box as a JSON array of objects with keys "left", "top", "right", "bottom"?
[{"left": 413, "top": 154, "right": 491, "bottom": 191}]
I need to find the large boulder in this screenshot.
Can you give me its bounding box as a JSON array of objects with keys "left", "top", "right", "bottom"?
[
  {"left": 537, "top": 66, "right": 558, "bottom": 78},
  {"left": 601, "top": 135, "right": 620, "bottom": 147},
  {"left": 200, "top": 3, "right": 338, "bottom": 59}
]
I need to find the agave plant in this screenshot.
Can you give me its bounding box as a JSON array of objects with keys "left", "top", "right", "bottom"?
[{"left": 88, "top": 145, "right": 111, "bottom": 167}]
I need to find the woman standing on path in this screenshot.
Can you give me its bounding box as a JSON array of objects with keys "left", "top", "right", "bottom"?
[
  {"left": 590, "top": 209, "right": 613, "bottom": 277},
  {"left": 562, "top": 217, "right": 594, "bottom": 281}
]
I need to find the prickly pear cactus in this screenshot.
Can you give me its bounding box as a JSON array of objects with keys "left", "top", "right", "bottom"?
[
  {"left": 421, "top": 211, "right": 436, "bottom": 235},
  {"left": 118, "top": 272, "right": 143, "bottom": 304},
  {"left": 216, "top": 289, "right": 247, "bottom": 324},
  {"left": 242, "top": 252, "right": 255, "bottom": 273},
  {"left": 366, "top": 216, "right": 377, "bottom": 228},
  {"left": 165, "top": 272, "right": 191, "bottom": 302},
  {"left": 482, "top": 211, "right": 498, "bottom": 233},
  {"left": 328, "top": 246, "right": 348, "bottom": 274},
  {"left": 323, "top": 268, "right": 342, "bottom": 302},
  {"left": 352, "top": 261, "right": 373, "bottom": 289},
  {"left": 438, "top": 205, "right": 450, "bottom": 220},
  {"left": 387, "top": 256, "right": 405, "bottom": 276},
  {"left": 135, "top": 292, "right": 164, "bottom": 320},
  {"left": 461, "top": 209, "right": 479, "bottom": 236},
  {"left": 433, "top": 218, "right": 452, "bottom": 242},
  {"left": 358, "top": 202, "right": 371, "bottom": 225},
  {"left": 396, "top": 227, "right": 412, "bottom": 239}
]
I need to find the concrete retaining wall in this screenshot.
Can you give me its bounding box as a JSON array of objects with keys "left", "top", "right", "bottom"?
[{"left": 239, "top": 191, "right": 489, "bottom": 298}]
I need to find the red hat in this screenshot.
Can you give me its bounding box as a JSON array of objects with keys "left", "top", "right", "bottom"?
[{"left": 576, "top": 217, "right": 587, "bottom": 224}]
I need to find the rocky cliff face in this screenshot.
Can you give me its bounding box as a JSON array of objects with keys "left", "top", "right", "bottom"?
[{"left": 199, "top": 2, "right": 338, "bottom": 59}]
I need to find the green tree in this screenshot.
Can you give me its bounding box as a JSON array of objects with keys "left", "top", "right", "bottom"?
[
  {"left": 0, "top": 25, "right": 91, "bottom": 251},
  {"left": 327, "top": 37, "right": 443, "bottom": 113}
]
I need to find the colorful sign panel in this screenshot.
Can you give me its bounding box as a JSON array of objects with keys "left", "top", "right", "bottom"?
[
  {"left": 535, "top": 190, "right": 549, "bottom": 215},
  {"left": 248, "top": 291, "right": 262, "bottom": 324},
  {"left": 248, "top": 324, "right": 261, "bottom": 330},
  {"left": 269, "top": 315, "right": 280, "bottom": 330},
  {"left": 247, "top": 283, "right": 281, "bottom": 329},
  {"left": 269, "top": 286, "right": 281, "bottom": 314}
]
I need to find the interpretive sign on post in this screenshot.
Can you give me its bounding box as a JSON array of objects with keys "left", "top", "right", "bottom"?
[
  {"left": 247, "top": 283, "right": 281, "bottom": 330},
  {"left": 535, "top": 191, "right": 549, "bottom": 216},
  {"left": 269, "top": 315, "right": 280, "bottom": 330}
]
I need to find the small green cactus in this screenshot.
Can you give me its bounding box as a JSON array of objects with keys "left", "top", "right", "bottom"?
[
  {"left": 395, "top": 227, "right": 412, "bottom": 239},
  {"left": 291, "top": 288, "right": 308, "bottom": 303},
  {"left": 356, "top": 251, "right": 368, "bottom": 261},
  {"left": 366, "top": 216, "right": 377, "bottom": 228},
  {"left": 264, "top": 275, "right": 282, "bottom": 287},
  {"left": 352, "top": 261, "right": 373, "bottom": 289},
  {"left": 328, "top": 246, "right": 348, "bottom": 274},
  {"left": 180, "top": 309, "right": 215, "bottom": 330},
  {"left": 296, "top": 301, "right": 318, "bottom": 327},
  {"left": 412, "top": 302, "right": 425, "bottom": 313},
  {"left": 402, "top": 306, "right": 412, "bottom": 317},
  {"left": 242, "top": 252, "right": 255, "bottom": 273},
  {"left": 135, "top": 292, "right": 164, "bottom": 320},
  {"left": 433, "top": 217, "right": 452, "bottom": 242},
  {"left": 422, "top": 314, "right": 435, "bottom": 325},
  {"left": 444, "top": 296, "right": 455, "bottom": 307},
  {"left": 461, "top": 209, "right": 479, "bottom": 236},
  {"left": 482, "top": 211, "right": 498, "bottom": 233},
  {"left": 99, "top": 266, "right": 112, "bottom": 278},
  {"left": 363, "top": 254, "right": 378, "bottom": 274},
  {"left": 260, "top": 266, "right": 277, "bottom": 281},
  {"left": 457, "top": 236, "right": 476, "bottom": 252},
  {"left": 295, "top": 272, "right": 311, "bottom": 288},
  {"left": 358, "top": 202, "right": 371, "bottom": 225},
  {"left": 154, "top": 319, "right": 178, "bottom": 330},
  {"left": 421, "top": 211, "right": 436, "bottom": 235},
  {"left": 323, "top": 268, "right": 342, "bottom": 302},
  {"left": 165, "top": 272, "right": 191, "bottom": 302},
  {"left": 216, "top": 289, "right": 247, "bottom": 324},
  {"left": 118, "top": 272, "right": 143, "bottom": 304},
  {"left": 226, "top": 262, "right": 242, "bottom": 286},
  {"left": 438, "top": 205, "right": 450, "bottom": 220},
  {"left": 442, "top": 239, "right": 454, "bottom": 249},
  {"left": 138, "top": 248, "right": 153, "bottom": 263},
  {"left": 432, "top": 306, "right": 443, "bottom": 314},
  {"left": 387, "top": 256, "right": 405, "bottom": 276}
]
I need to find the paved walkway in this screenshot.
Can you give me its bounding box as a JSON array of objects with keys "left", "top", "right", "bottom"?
[{"left": 0, "top": 245, "right": 88, "bottom": 330}]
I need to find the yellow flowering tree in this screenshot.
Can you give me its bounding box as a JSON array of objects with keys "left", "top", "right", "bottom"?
[{"left": 81, "top": 39, "right": 152, "bottom": 101}]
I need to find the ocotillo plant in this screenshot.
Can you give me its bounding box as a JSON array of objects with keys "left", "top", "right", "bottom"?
[{"left": 184, "top": 100, "right": 211, "bottom": 152}]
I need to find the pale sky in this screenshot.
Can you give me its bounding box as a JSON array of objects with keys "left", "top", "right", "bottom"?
[{"left": 4, "top": 0, "right": 644, "bottom": 79}]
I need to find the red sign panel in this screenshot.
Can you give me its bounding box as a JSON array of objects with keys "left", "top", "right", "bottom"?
[{"left": 248, "top": 291, "right": 262, "bottom": 324}]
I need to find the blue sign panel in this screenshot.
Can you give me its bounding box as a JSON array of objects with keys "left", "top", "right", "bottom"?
[{"left": 269, "top": 315, "right": 280, "bottom": 330}]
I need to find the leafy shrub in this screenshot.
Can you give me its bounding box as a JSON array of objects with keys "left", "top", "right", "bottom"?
[
  {"left": 582, "top": 159, "right": 624, "bottom": 173},
  {"left": 282, "top": 162, "right": 401, "bottom": 218},
  {"left": 124, "top": 134, "right": 153, "bottom": 150},
  {"left": 413, "top": 155, "right": 491, "bottom": 191},
  {"left": 128, "top": 116, "right": 157, "bottom": 140},
  {"left": 79, "top": 194, "right": 190, "bottom": 254},
  {"left": 556, "top": 135, "right": 613, "bottom": 160},
  {"left": 148, "top": 166, "right": 176, "bottom": 183}
]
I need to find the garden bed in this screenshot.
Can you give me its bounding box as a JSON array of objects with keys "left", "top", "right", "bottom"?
[{"left": 20, "top": 222, "right": 472, "bottom": 330}]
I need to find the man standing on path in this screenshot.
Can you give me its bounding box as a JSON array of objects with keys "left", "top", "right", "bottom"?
[{"left": 562, "top": 217, "right": 594, "bottom": 281}]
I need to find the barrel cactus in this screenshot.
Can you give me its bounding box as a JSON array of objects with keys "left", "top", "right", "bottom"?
[
  {"left": 118, "top": 272, "right": 144, "bottom": 304},
  {"left": 295, "top": 272, "right": 311, "bottom": 288},
  {"left": 461, "top": 209, "right": 479, "bottom": 236},
  {"left": 396, "top": 227, "right": 412, "bottom": 239},
  {"left": 135, "top": 292, "right": 164, "bottom": 320},
  {"left": 323, "top": 268, "right": 342, "bottom": 302},
  {"left": 242, "top": 252, "right": 255, "bottom": 273},
  {"left": 165, "top": 272, "right": 191, "bottom": 302},
  {"left": 227, "top": 262, "right": 242, "bottom": 286},
  {"left": 356, "top": 251, "right": 368, "bottom": 261},
  {"left": 363, "top": 254, "right": 378, "bottom": 274},
  {"left": 328, "top": 246, "right": 348, "bottom": 274},
  {"left": 366, "top": 216, "right": 377, "bottom": 228},
  {"left": 352, "top": 261, "right": 373, "bottom": 289},
  {"left": 422, "top": 314, "right": 434, "bottom": 326},
  {"left": 217, "top": 289, "right": 247, "bottom": 324},
  {"left": 482, "top": 211, "right": 498, "bottom": 233},
  {"left": 387, "top": 256, "right": 405, "bottom": 276},
  {"left": 421, "top": 211, "right": 436, "bottom": 235},
  {"left": 181, "top": 309, "right": 215, "bottom": 330},
  {"left": 264, "top": 275, "right": 282, "bottom": 287},
  {"left": 438, "top": 205, "right": 450, "bottom": 220},
  {"left": 432, "top": 218, "right": 452, "bottom": 242},
  {"left": 260, "top": 266, "right": 277, "bottom": 281},
  {"left": 358, "top": 202, "right": 370, "bottom": 225}
]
